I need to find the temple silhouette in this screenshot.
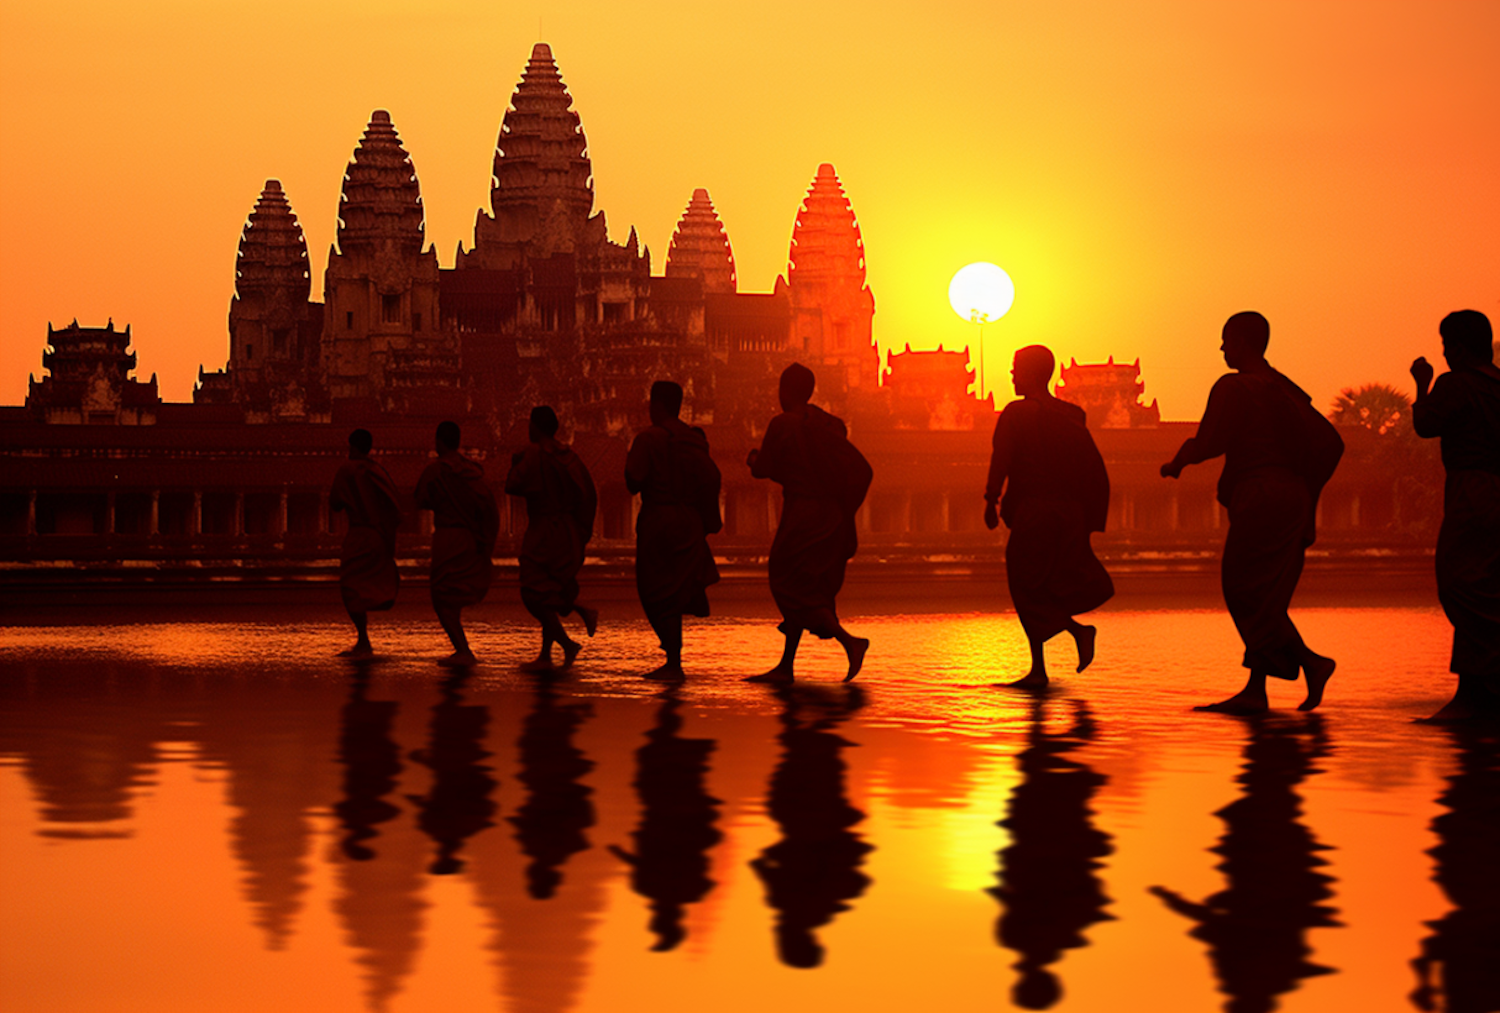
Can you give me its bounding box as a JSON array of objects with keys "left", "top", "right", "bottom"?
[{"left": 0, "top": 42, "right": 1432, "bottom": 570}]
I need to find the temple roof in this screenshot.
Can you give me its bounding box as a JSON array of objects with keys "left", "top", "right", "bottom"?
[
  {"left": 788, "top": 163, "right": 866, "bottom": 288},
  {"left": 491, "top": 43, "right": 593, "bottom": 229},
  {"left": 336, "top": 110, "right": 426, "bottom": 257},
  {"left": 235, "top": 180, "right": 311, "bottom": 302},
  {"left": 665, "top": 188, "right": 736, "bottom": 293}
]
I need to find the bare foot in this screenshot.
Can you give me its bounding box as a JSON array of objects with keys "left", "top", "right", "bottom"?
[
  {"left": 578, "top": 606, "right": 599, "bottom": 638},
  {"left": 439, "top": 651, "right": 478, "bottom": 668},
  {"left": 996, "top": 672, "right": 1049, "bottom": 689},
  {"left": 561, "top": 641, "right": 582, "bottom": 669},
  {"left": 843, "top": 637, "right": 870, "bottom": 683},
  {"left": 1416, "top": 680, "right": 1500, "bottom": 723},
  {"left": 745, "top": 666, "right": 794, "bottom": 684},
  {"left": 1194, "top": 692, "right": 1267, "bottom": 715},
  {"left": 339, "top": 642, "right": 374, "bottom": 658},
  {"left": 642, "top": 662, "right": 685, "bottom": 682},
  {"left": 1073, "top": 625, "right": 1097, "bottom": 673},
  {"left": 519, "top": 657, "right": 555, "bottom": 674},
  {"left": 1298, "top": 655, "right": 1335, "bottom": 711}
]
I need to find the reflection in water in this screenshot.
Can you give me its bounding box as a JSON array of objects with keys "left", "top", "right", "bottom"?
[
  {"left": 610, "top": 689, "right": 723, "bottom": 951},
  {"left": 991, "top": 699, "right": 1114, "bottom": 1010},
  {"left": 1152, "top": 715, "right": 1340, "bottom": 1013},
  {"left": 510, "top": 681, "right": 596, "bottom": 898},
  {"left": 751, "top": 684, "right": 872, "bottom": 969},
  {"left": 1411, "top": 724, "right": 1500, "bottom": 1013},
  {"left": 334, "top": 666, "right": 402, "bottom": 861},
  {"left": 407, "top": 672, "right": 497, "bottom": 875}
]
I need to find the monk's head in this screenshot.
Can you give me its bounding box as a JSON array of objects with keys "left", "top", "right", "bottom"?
[
  {"left": 348, "top": 428, "right": 373, "bottom": 459},
  {"left": 435, "top": 420, "right": 460, "bottom": 453},
  {"left": 528, "top": 405, "right": 559, "bottom": 444},
  {"left": 779, "top": 362, "right": 816, "bottom": 411},
  {"left": 649, "top": 381, "right": 684, "bottom": 427},
  {"left": 1011, "top": 345, "right": 1054, "bottom": 398},
  {"left": 1439, "top": 310, "right": 1494, "bottom": 371},
  {"left": 1221, "top": 311, "right": 1270, "bottom": 370}
]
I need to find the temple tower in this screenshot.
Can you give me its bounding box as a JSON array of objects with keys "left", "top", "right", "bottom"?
[
  {"left": 26, "top": 320, "right": 160, "bottom": 425},
  {"left": 783, "top": 164, "right": 878, "bottom": 390},
  {"left": 322, "top": 110, "right": 443, "bottom": 402},
  {"left": 665, "top": 189, "right": 736, "bottom": 294}
]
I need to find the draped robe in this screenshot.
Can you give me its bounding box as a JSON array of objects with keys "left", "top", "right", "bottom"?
[
  {"left": 505, "top": 441, "right": 596, "bottom": 613},
  {"left": 626, "top": 418, "right": 720, "bottom": 621},
  {"left": 330, "top": 456, "right": 403, "bottom": 613},
  {"left": 414, "top": 452, "right": 500, "bottom": 609}
]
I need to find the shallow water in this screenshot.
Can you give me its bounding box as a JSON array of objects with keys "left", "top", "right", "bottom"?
[{"left": 1, "top": 589, "right": 1494, "bottom": 1013}]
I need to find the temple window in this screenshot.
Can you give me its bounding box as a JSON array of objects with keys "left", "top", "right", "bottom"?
[
  {"left": 412, "top": 312, "right": 422, "bottom": 332},
  {"left": 246, "top": 344, "right": 254, "bottom": 361},
  {"left": 272, "top": 329, "right": 288, "bottom": 354},
  {"left": 345, "top": 311, "right": 354, "bottom": 330},
  {"left": 382, "top": 294, "right": 400, "bottom": 324}
]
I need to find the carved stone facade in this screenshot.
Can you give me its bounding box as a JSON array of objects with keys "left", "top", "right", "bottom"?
[
  {"left": 1054, "top": 357, "right": 1161, "bottom": 429},
  {"left": 26, "top": 321, "right": 160, "bottom": 425}
]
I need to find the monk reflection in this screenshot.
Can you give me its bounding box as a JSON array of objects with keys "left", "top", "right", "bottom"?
[
  {"left": 510, "top": 682, "right": 596, "bottom": 898},
  {"left": 991, "top": 699, "right": 1114, "bottom": 1010},
  {"left": 1151, "top": 715, "right": 1339, "bottom": 1013},
  {"left": 331, "top": 428, "right": 404, "bottom": 657},
  {"left": 751, "top": 684, "right": 872, "bottom": 968},
  {"left": 334, "top": 667, "right": 403, "bottom": 861},
  {"left": 406, "top": 671, "right": 497, "bottom": 875},
  {"left": 985, "top": 345, "right": 1113, "bottom": 687},
  {"left": 609, "top": 689, "right": 723, "bottom": 951},
  {"left": 1411, "top": 723, "right": 1500, "bottom": 1013},
  {"left": 745, "top": 363, "right": 873, "bottom": 684}
]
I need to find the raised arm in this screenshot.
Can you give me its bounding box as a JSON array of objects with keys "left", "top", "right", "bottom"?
[{"left": 1163, "top": 377, "right": 1235, "bottom": 478}]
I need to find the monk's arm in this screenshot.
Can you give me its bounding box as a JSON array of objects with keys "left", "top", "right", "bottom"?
[
  {"left": 624, "top": 432, "right": 652, "bottom": 495},
  {"left": 1162, "top": 378, "right": 1234, "bottom": 477},
  {"left": 1412, "top": 371, "right": 1458, "bottom": 439},
  {"left": 504, "top": 448, "right": 536, "bottom": 496},
  {"left": 984, "top": 414, "right": 1012, "bottom": 504},
  {"left": 749, "top": 417, "right": 786, "bottom": 481}
]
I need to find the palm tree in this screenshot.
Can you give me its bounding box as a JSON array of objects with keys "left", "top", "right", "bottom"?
[{"left": 1330, "top": 383, "right": 1411, "bottom": 436}]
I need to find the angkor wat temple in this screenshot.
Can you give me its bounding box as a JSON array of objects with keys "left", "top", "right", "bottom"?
[{"left": 0, "top": 44, "right": 1420, "bottom": 574}]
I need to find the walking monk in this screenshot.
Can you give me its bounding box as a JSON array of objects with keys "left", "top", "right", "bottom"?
[
  {"left": 506, "top": 406, "right": 599, "bottom": 673},
  {"left": 746, "top": 363, "right": 872, "bottom": 683},
  {"left": 985, "top": 345, "right": 1113, "bottom": 687},
  {"left": 415, "top": 420, "right": 500, "bottom": 667},
  {"left": 330, "top": 427, "right": 403, "bottom": 657},
  {"left": 1412, "top": 309, "right": 1500, "bottom": 721},
  {"left": 626, "top": 381, "right": 721, "bottom": 681},
  {"left": 1161, "top": 312, "right": 1342, "bottom": 714}
]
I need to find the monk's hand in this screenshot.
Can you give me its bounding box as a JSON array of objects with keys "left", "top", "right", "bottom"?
[
  {"left": 1410, "top": 357, "right": 1434, "bottom": 394},
  {"left": 745, "top": 448, "right": 759, "bottom": 469},
  {"left": 1160, "top": 460, "right": 1183, "bottom": 479},
  {"left": 983, "top": 501, "right": 999, "bottom": 531}
]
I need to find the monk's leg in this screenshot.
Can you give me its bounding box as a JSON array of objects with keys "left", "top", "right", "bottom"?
[
  {"left": 520, "top": 593, "right": 559, "bottom": 672},
  {"left": 644, "top": 609, "right": 685, "bottom": 681},
  {"left": 573, "top": 602, "right": 599, "bottom": 637},
  {"left": 340, "top": 610, "right": 373, "bottom": 657},
  {"left": 552, "top": 611, "right": 582, "bottom": 669},
  {"left": 1420, "top": 672, "right": 1500, "bottom": 723},
  {"left": 436, "top": 604, "right": 476, "bottom": 666},
  {"left": 1063, "top": 618, "right": 1097, "bottom": 673},
  {"left": 832, "top": 626, "right": 869, "bottom": 683},
  {"left": 1195, "top": 671, "right": 1269, "bottom": 714},
  {"left": 747, "top": 626, "right": 802, "bottom": 683},
  {"left": 999, "top": 632, "right": 1050, "bottom": 689}
]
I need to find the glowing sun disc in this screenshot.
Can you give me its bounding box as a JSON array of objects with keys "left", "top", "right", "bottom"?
[{"left": 948, "top": 262, "right": 1015, "bottom": 323}]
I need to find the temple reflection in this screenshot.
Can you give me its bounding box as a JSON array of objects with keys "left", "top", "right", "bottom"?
[
  {"left": 1152, "top": 715, "right": 1340, "bottom": 1013},
  {"left": 406, "top": 671, "right": 497, "bottom": 875},
  {"left": 751, "top": 684, "right": 872, "bottom": 969},
  {"left": 990, "top": 698, "right": 1114, "bottom": 1010},
  {"left": 1411, "top": 724, "right": 1500, "bottom": 1013},
  {"left": 610, "top": 688, "right": 723, "bottom": 951}
]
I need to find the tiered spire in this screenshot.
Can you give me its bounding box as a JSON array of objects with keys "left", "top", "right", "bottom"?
[
  {"left": 235, "top": 180, "right": 310, "bottom": 302},
  {"left": 336, "top": 110, "right": 426, "bottom": 257},
  {"left": 665, "top": 189, "right": 736, "bottom": 293},
  {"left": 788, "top": 163, "right": 867, "bottom": 288},
  {"left": 491, "top": 43, "right": 594, "bottom": 229}
]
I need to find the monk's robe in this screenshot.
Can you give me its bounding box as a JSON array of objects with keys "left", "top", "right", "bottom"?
[
  {"left": 986, "top": 396, "right": 1113, "bottom": 643},
  {"left": 751, "top": 404, "right": 871, "bottom": 638},
  {"left": 330, "top": 457, "right": 403, "bottom": 613},
  {"left": 1415, "top": 367, "right": 1500, "bottom": 690},
  {"left": 505, "top": 440, "right": 597, "bottom": 614},
  {"left": 625, "top": 418, "right": 720, "bottom": 622},
  {"left": 1172, "top": 367, "right": 1342, "bottom": 680},
  {"left": 414, "top": 451, "right": 500, "bottom": 609}
]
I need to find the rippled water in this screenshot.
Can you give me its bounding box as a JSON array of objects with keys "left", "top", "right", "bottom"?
[{"left": 1, "top": 585, "right": 1493, "bottom": 1013}]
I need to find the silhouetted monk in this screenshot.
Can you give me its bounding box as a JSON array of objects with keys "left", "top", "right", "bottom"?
[
  {"left": 609, "top": 689, "right": 722, "bottom": 951},
  {"left": 626, "top": 381, "right": 721, "bottom": 681},
  {"left": 1162, "top": 312, "right": 1342, "bottom": 714},
  {"left": 415, "top": 420, "right": 499, "bottom": 667},
  {"left": 991, "top": 699, "right": 1114, "bottom": 1010},
  {"left": 506, "top": 406, "right": 599, "bottom": 673},
  {"left": 1411, "top": 310, "right": 1500, "bottom": 722},
  {"left": 985, "top": 345, "right": 1113, "bottom": 687},
  {"left": 1151, "top": 715, "right": 1339, "bottom": 1013},
  {"left": 330, "top": 428, "right": 402, "bottom": 657},
  {"left": 745, "top": 363, "right": 872, "bottom": 684}
]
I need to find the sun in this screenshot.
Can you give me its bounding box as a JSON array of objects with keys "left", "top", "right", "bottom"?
[{"left": 948, "top": 262, "right": 1015, "bottom": 323}]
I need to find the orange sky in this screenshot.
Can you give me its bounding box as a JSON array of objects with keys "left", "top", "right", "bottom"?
[{"left": 1, "top": 0, "right": 1496, "bottom": 419}]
